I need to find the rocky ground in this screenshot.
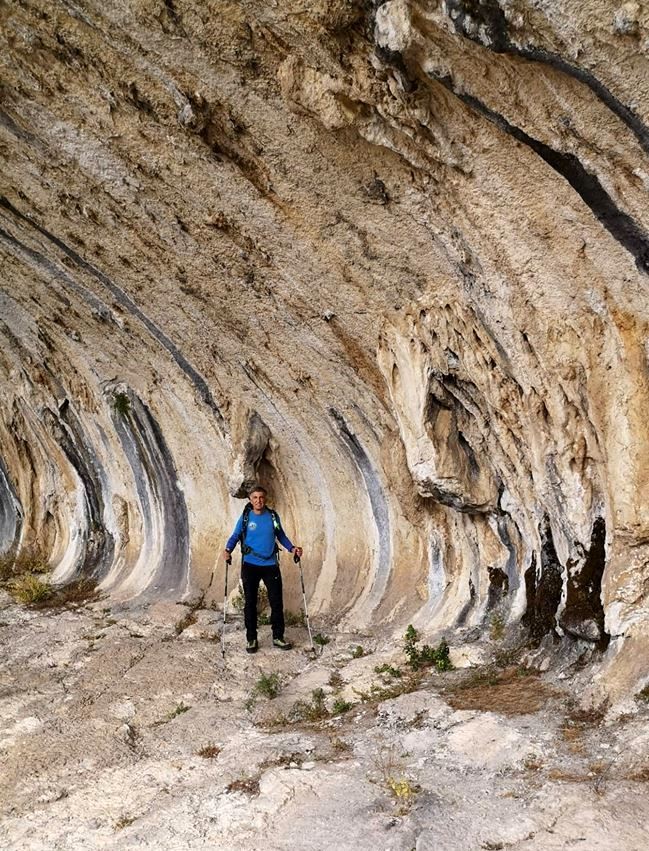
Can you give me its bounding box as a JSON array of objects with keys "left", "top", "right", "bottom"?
[{"left": 1, "top": 590, "right": 649, "bottom": 851}]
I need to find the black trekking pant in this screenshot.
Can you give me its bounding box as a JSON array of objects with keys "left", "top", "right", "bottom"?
[{"left": 241, "top": 562, "right": 285, "bottom": 642}]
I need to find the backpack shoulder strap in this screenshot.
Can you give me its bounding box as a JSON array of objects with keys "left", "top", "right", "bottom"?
[{"left": 240, "top": 503, "right": 252, "bottom": 543}]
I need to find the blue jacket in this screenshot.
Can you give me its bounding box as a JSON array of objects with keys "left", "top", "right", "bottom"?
[{"left": 226, "top": 507, "right": 294, "bottom": 567}]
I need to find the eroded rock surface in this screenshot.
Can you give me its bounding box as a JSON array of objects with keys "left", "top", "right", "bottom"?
[{"left": 1, "top": 1, "right": 649, "bottom": 704}]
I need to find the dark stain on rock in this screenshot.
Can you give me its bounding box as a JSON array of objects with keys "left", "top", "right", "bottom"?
[
  {"left": 522, "top": 518, "right": 563, "bottom": 641},
  {"left": 41, "top": 405, "right": 114, "bottom": 578},
  {"left": 0, "top": 455, "right": 22, "bottom": 558},
  {"left": 329, "top": 407, "right": 390, "bottom": 607},
  {"left": 0, "top": 197, "right": 224, "bottom": 431},
  {"left": 487, "top": 565, "right": 509, "bottom": 609},
  {"left": 111, "top": 389, "right": 189, "bottom": 598},
  {"left": 559, "top": 517, "right": 609, "bottom": 648},
  {"left": 444, "top": 0, "right": 649, "bottom": 155},
  {"left": 430, "top": 76, "right": 649, "bottom": 273},
  {"left": 456, "top": 574, "right": 477, "bottom": 626}
]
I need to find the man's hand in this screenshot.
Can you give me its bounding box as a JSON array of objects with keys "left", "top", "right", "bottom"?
[
  {"left": 223, "top": 549, "right": 232, "bottom": 562},
  {"left": 292, "top": 546, "right": 303, "bottom": 559}
]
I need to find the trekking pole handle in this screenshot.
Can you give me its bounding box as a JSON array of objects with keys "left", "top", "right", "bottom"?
[
  {"left": 226, "top": 556, "right": 232, "bottom": 565},
  {"left": 293, "top": 553, "right": 300, "bottom": 564}
]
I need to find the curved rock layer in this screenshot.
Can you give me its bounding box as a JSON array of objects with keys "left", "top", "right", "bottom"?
[{"left": 1, "top": 1, "right": 649, "bottom": 701}]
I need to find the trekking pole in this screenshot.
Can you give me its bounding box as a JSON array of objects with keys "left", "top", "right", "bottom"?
[
  {"left": 221, "top": 555, "right": 231, "bottom": 659},
  {"left": 294, "top": 553, "right": 315, "bottom": 653}
]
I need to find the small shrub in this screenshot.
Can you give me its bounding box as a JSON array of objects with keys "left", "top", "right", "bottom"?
[
  {"left": 0, "top": 549, "right": 49, "bottom": 582},
  {"left": 352, "top": 645, "right": 364, "bottom": 658},
  {"left": 253, "top": 672, "right": 281, "bottom": 700},
  {"left": 230, "top": 593, "right": 244, "bottom": 612},
  {"left": 386, "top": 776, "right": 419, "bottom": 807},
  {"left": 353, "top": 675, "right": 421, "bottom": 704},
  {"left": 288, "top": 688, "right": 329, "bottom": 722},
  {"left": 332, "top": 697, "right": 352, "bottom": 715},
  {"left": 197, "top": 743, "right": 221, "bottom": 759},
  {"left": 313, "top": 633, "right": 330, "bottom": 647},
  {"left": 154, "top": 701, "right": 191, "bottom": 726},
  {"left": 10, "top": 574, "right": 52, "bottom": 605},
  {"left": 169, "top": 701, "right": 190, "bottom": 719},
  {"left": 403, "top": 625, "right": 452, "bottom": 672},
  {"left": 374, "top": 663, "right": 402, "bottom": 679},
  {"left": 328, "top": 671, "right": 344, "bottom": 690},
  {"left": 285, "top": 609, "right": 305, "bottom": 627}
]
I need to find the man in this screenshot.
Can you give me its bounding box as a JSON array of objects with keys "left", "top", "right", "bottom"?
[{"left": 224, "top": 485, "right": 303, "bottom": 653}]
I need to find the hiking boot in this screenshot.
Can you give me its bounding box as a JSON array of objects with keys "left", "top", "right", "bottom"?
[
  {"left": 273, "top": 637, "right": 292, "bottom": 650},
  {"left": 246, "top": 639, "right": 258, "bottom": 654}
]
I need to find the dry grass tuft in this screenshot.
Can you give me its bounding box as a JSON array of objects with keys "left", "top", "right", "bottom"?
[
  {"left": 627, "top": 765, "right": 649, "bottom": 782},
  {"left": 226, "top": 776, "right": 260, "bottom": 795},
  {"left": 446, "top": 666, "right": 554, "bottom": 715},
  {"left": 197, "top": 743, "right": 221, "bottom": 759},
  {"left": 45, "top": 578, "right": 100, "bottom": 608}
]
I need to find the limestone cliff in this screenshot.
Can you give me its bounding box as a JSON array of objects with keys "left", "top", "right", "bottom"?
[{"left": 1, "top": 0, "right": 649, "bottom": 703}]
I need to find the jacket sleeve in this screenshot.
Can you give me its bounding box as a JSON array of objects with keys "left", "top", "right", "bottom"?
[
  {"left": 275, "top": 514, "right": 295, "bottom": 552},
  {"left": 225, "top": 514, "right": 244, "bottom": 552}
]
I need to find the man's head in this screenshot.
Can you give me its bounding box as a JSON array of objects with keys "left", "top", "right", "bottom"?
[{"left": 248, "top": 485, "right": 267, "bottom": 513}]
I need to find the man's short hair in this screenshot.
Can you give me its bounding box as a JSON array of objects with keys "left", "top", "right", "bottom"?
[{"left": 248, "top": 485, "right": 267, "bottom": 496}]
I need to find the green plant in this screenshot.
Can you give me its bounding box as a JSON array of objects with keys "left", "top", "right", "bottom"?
[
  {"left": 114, "top": 814, "right": 136, "bottom": 830},
  {"left": 403, "top": 625, "right": 453, "bottom": 672},
  {"left": 490, "top": 612, "right": 505, "bottom": 641},
  {"left": 253, "top": 672, "right": 281, "bottom": 700},
  {"left": 284, "top": 609, "right": 305, "bottom": 627},
  {"left": 353, "top": 674, "right": 421, "bottom": 704},
  {"left": 386, "top": 776, "right": 419, "bottom": 808},
  {"left": 170, "top": 701, "right": 190, "bottom": 718},
  {"left": 154, "top": 701, "right": 191, "bottom": 726},
  {"left": 230, "top": 592, "right": 244, "bottom": 612},
  {"left": 332, "top": 697, "right": 352, "bottom": 715},
  {"left": 313, "top": 633, "right": 330, "bottom": 647},
  {"left": 0, "top": 549, "right": 49, "bottom": 582},
  {"left": 352, "top": 645, "right": 364, "bottom": 658},
  {"left": 288, "top": 687, "right": 329, "bottom": 722},
  {"left": 372, "top": 743, "right": 420, "bottom": 813},
  {"left": 328, "top": 671, "right": 344, "bottom": 690},
  {"left": 10, "top": 574, "right": 52, "bottom": 605},
  {"left": 374, "top": 663, "right": 402, "bottom": 678},
  {"left": 113, "top": 392, "right": 130, "bottom": 416}
]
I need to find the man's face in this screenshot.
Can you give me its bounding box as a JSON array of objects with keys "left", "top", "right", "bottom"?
[{"left": 250, "top": 490, "right": 266, "bottom": 512}]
